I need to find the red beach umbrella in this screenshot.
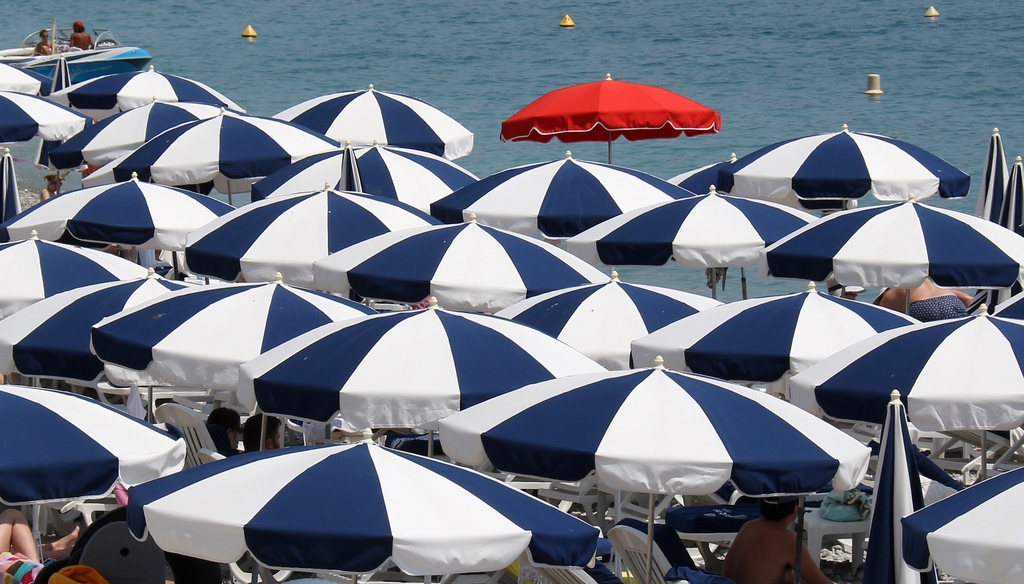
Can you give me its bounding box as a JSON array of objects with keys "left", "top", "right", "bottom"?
[{"left": 501, "top": 74, "right": 721, "bottom": 163}]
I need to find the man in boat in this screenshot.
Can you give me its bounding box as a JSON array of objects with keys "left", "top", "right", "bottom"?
[
  {"left": 70, "top": 21, "right": 93, "bottom": 50},
  {"left": 33, "top": 29, "right": 52, "bottom": 55}
]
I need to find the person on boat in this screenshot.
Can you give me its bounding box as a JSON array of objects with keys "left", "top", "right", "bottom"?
[
  {"left": 33, "top": 29, "right": 52, "bottom": 55},
  {"left": 40, "top": 174, "right": 62, "bottom": 202},
  {"left": 69, "top": 21, "right": 93, "bottom": 50},
  {"left": 721, "top": 497, "right": 835, "bottom": 584},
  {"left": 874, "top": 278, "right": 972, "bottom": 321}
]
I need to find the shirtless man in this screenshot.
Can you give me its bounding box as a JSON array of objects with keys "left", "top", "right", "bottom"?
[
  {"left": 721, "top": 498, "right": 835, "bottom": 584},
  {"left": 874, "top": 278, "right": 973, "bottom": 321},
  {"left": 69, "top": 21, "right": 93, "bottom": 50}
]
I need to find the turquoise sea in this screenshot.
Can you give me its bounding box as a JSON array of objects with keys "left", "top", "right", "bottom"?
[{"left": 5, "top": 1, "right": 1023, "bottom": 301}]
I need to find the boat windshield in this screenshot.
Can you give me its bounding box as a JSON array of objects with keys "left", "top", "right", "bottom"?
[{"left": 18, "top": 28, "right": 120, "bottom": 50}]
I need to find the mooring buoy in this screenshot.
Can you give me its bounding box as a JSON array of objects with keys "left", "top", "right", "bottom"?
[
  {"left": 925, "top": 6, "right": 940, "bottom": 17},
  {"left": 865, "top": 74, "right": 883, "bottom": 95},
  {"left": 560, "top": 14, "right": 575, "bottom": 28},
  {"left": 241, "top": 25, "right": 257, "bottom": 39}
]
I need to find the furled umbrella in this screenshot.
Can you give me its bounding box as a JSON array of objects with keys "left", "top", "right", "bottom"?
[
  {"left": 49, "top": 65, "right": 244, "bottom": 120},
  {"left": 1, "top": 174, "right": 233, "bottom": 250},
  {"left": 630, "top": 282, "right": 915, "bottom": 395},
  {"left": 0, "top": 91, "right": 90, "bottom": 143},
  {"left": 184, "top": 188, "right": 439, "bottom": 287},
  {"left": 48, "top": 101, "right": 227, "bottom": 170},
  {"left": 495, "top": 270, "right": 720, "bottom": 370},
  {"left": 275, "top": 84, "right": 473, "bottom": 160},
  {"left": 91, "top": 277, "right": 375, "bottom": 391},
  {"left": 862, "top": 391, "right": 937, "bottom": 584},
  {"left": 430, "top": 151, "right": 693, "bottom": 239},
  {"left": 501, "top": 74, "right": 721, "bottom": 164},
  {"left": 790, "top": 310, "right": 1024, "bottom": 431},
  {"left": 978, "top": 157, "right": 1024, "bottom": 308},
  {"left": 668, "top": 153, "right": 736, "bottom": 194},
  {"left": 0, "top": 233, "right": 148, "bottom": 319},
  {"left": 902, "top": 465, "right": 1024, "bottom": 584},
  {"left": 1, "top": 148, "right": 19, "bottom": 223},
  {"left": 0, "top": 272, "right": 190, "bottom": 383},
  {"left": 127, "top": 443, "right": 598, "bottom": 575},
  {"left": 311, "top": 218, "right": 608, "bottom": 313},
  {"left": 975, "top": 127, "right": 1009, "bottom": 223},
  {"left": 0, "top": 63, "right": 52, "bottom": 96},
  {"left": 567, "top": 185, "right": 815, "bottom": 298},
  {"left": 250, "top": 143, "right": 478, "bottom": 213},
  {"left": 236, "top": 299, "right": 605, "bottom": 428},
  {"left": 81, "top": 109, "right": 339, "bottom": 203},
  {"left": 718, "top": 125, "right": 970, "bottom": 209},
  {"left": 0, "top": 384, "right": 184, "bottom": 504},
  {"left": 760, "top": 198, "right": 1024, "bottom": 290}
]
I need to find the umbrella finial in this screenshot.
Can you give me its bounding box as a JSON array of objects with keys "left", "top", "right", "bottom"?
[
  {"left": 993, "top": 127, "right": 1000, "bottom": 136},
  {"left": 605, "top": 73, "right": 612, "bottom": 81},
  {"left": 372, "top": 139, "right": 379, "bottom": 147},
  {"left": 273, "top": 272, "right": 283, "bottom": 284},
  {"left": 148, "top": 65, "right": 155, "bottom": 72},
  {"left": 841, "top": 123, "right": 849, "bottom": 133},
  {"left": 29, "top": 230, "right": 39, "bottom": 240},
  {"left": 806, "top": 281, "right": 817, "bottom": 293},
  {"left": 889, "top": 389, "right": 902, "bottom": 405},
  {"left": 708, "top": 185, "right": 718, "bottom": 195},
  {"left": 360, "top": 428, "right": 374, "bottom": 444},
  {"left": 729, "top": 152, "right": 737, "bottom": 162},
  {"left": 1016, "top": 156, "right": 1022, "bottom": 164},
  {"left": 610, "top": 269, "right": 619, "bottom": 283},
  {"left": 130, "top": 171, "right": 139, "bottom": 182},
  {"left": 653, "top": 355, "right": 665, "bottom": 370},
  {"left": 978, "top": 303, "right": 989, "bottom": 317},
  {"left": 3, "top": 147, "right": 9, "bottom": 155},
  {"left": 146, "top": 267, "right": 157, "bottom": 278},
  {"left": 468, "top": 212, "right": 477, "bottom": 224},
  {"left": 324, "top": 182, "right": 331, "bottom": 191},
  {"left": 908, "top": 193, "right": 917, "bottom": 203},
  {"left": 565, "top": 150, "right": 572, "bottom": 159},
  {"left": 219, "top": 107, "right": 226, "bottom": 116},
  {"left": 428, "top": 296, "right": 439, "bottom": 310},
  {"left": 344, "top": 140, "right": 352, "bottom": 148},
  {"left": 368, "top": 83, "right": 374, "bottom": 91}
]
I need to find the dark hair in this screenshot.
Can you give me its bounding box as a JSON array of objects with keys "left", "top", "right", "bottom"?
[
  {"left": 758, "top": 498, "right": 798, "bottom": 521},
  {"left": 39, "top": 29, "right": 48, "bottom": 37},
  {"left": 207, "top": 407, "right": 241, "bottom": 432},
  {"left": 243, "top": 414, "right": 281, "bottom": 452}
]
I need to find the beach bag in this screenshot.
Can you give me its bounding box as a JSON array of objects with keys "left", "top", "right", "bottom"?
[{"left": 818, "top": 488, "right": 871, "bottom": 522}]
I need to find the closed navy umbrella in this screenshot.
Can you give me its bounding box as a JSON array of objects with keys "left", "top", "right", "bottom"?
[
  {"left": 975, "top": 127, "right": 1009, "bottom": 223},
  {"left": 1, "top": 148, "right": 19, "bottom": 223}
]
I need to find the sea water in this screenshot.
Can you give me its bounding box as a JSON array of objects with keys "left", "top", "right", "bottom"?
[{"left": 5, "top": 1, "right": 1023, "bottom": 301}]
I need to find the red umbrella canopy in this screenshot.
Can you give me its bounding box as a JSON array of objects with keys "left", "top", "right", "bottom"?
[{"left": 501, "top": 74, "right": 722, "bottom": 144}]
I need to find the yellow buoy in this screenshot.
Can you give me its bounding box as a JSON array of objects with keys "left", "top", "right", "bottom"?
[
  {"left": 924, "top": 6, "right": 940, "bottom": 17},
  {"left": 559, "top": 14, "right": 575, "bottom": 28},
  {"left": 241, "top": 25, "right": 257, "bottom": 39},
  {"left": 865, "top": 74, "right": 883, "bottom": 95}
]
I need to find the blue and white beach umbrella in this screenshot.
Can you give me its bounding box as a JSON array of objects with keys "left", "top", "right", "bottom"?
[
  {"left": 430, "top": 152, "right": 692, "bottom": 238},
  {"left": 790, "top": 312, "right": 1024, "bottom": 430},
  {"left": 49, "top": 65, "right": 244, "bottom": 120},
  {"left": 48, "top": 101, "right": 227, "bottom": 170},
  {"left": 250, "top": 143, "right": 478, "bottom": 213},
  {"left": 495, "top": 270, "right": 720, "bottom": 370},
  {"left": 630, "top": 283, "right": 915, "bottom": 386},
  {"left": 668, "top": 153, "right": 736, "bottom": 194},
  {"left": 127, "top": 443, "right": 598, "bottom": 574},
  {"left": 0, "top": 90, "right": 90, "bottom": 143},
  {"left": 91, "top": 278, "right": 375, "bottom": 391},
  {"left": 82, "top": 110, "right": 339, "bottom": 197},
  {"left": 761, "top": 199, "right": 1024, "bottom": 289},
  {"left": 312, "top": 219, "right": 608, "bottom": 313},
  {"left": 237, "top": 301, "right": 605, "bottom": 428},
  {"left": 0, "top": 63, "right": 51, "bottom": 96},
  {"left": 903, "top": 466, "right": 1024, "bottom": 584},
  {"left": 274, "top": 85, "right": 473, "bottom": 160},
  {"left": 863, "top": 391, "right": 936, "bottom": 584},
  {"left": 1, "top": 148, "right": 19, "bottom": 223},
  {"left": 975, "top": 127, "right": 1009, "bottom": 223},
  {"left": 439, "top": 366, "right": 870, "bottom": 495},
  {"left": 0, "top": 384, "right": 185, "bottom": 504},
  {"left": 567, "top": 186, "right": 814, "bottom": 268},
  {"left": 1, "top": 176, "right": 233, "bottom": 250},
  {"left": 0, "top": 234, "right": 148, "bottom": 319},
  {"left": 185, "top": 188, "right": 439, "bottom": 286},
  {"left": 0, "top": 273, "right": 189, "bottom": 383},
  {"left": 717, "top": 125, "right": 970, "bottom": 207},
  {"left": 34, "top": 55, "right": 74, "bottom": 169},
  {"left": 998, "top": 156, "right": 1024, "bottom": 236}
]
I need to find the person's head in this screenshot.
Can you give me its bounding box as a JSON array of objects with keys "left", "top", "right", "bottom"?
[
  {"left": 39, "top": 30, "right": 48, "bottom": 41},
  {"left": 207, "top": 407, "right": 242, "bottom": 449},
  {"left": 243, "top": 414, "right": 282, "bottom": 452},
  {"left": 45, "top": 174, "right": 61, "bottom": 192},
  {"left": 73, "top": 21, "right": 85, "bottom": 33},
  {"left": 758, "top": 497, "right": 799, "bottom": 522}
]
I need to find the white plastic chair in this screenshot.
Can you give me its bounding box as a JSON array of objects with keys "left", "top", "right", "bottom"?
[
  {"left": 154, "top": 403, "right": 216, "bottom": 469},
  {"left": 607, "top": 523, "right": 672, "bottom": 584}
]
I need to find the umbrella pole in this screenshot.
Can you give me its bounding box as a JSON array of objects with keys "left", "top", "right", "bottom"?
[
  {"left": 740, "top": 267, "right": 748, "bottom": 300},
  {"left": 793, "top": 496, "right": 805, "bottom": 584},
  {"left": 147, "top": 385, "right": 154, "bottom": 423},
  {"left": 607, "top": 135, "right": 612, "bottom": 165},
  {"left": 259, "top": 413, "right": 268, "bottom": 452},
  {"left": 981, "top": 431, "right": 988, "bottom": 480},
  {"left": 427, "top": 429, "right": 434, "bottom": 458},
  {"left": 711, "top": 269, "right": 718, "bottom": 300},
  {"left": 904, "top": 289, "right": 910, "bottom": 315},
  {"left": 31, "top": 504, "right": 42, "bottom": 562},
  {"left": 645, "top": 493, "right": 655, "bottom": 584}
]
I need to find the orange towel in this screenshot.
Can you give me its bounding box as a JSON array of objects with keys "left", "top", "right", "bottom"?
[{"left": 46, "top": 565, "right": 109, "bottom": 584}]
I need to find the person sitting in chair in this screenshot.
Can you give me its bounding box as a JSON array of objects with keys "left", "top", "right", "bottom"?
[
  {"left": 33, "top": 30, "right": 52, "bottom": 55},
  {"left": 206, "top": 407, "right": 242, "bottom": 457},
  {"left": 69, "top": 21, "right": 93, "bottom": 50},
  {"left": 721, "top": 497, "right": 835, "bottom": 584},
  {"left": 0, "top": 509, "right": 79, "bottom": 582},
  {"left": 242, "top": 414, "right": 282, "bottom": 452}
]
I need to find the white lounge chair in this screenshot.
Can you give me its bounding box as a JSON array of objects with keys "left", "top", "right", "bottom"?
[{"left": 154, "top": 402, "right": 217, "bottom": 469}]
